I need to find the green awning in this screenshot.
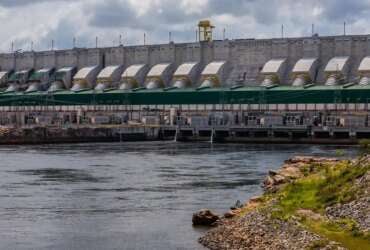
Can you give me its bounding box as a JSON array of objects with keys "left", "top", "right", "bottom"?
[{"left": 0, "top": 84, "right": 369, "bottom": 106}]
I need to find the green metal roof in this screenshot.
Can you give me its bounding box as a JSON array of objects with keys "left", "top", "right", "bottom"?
[
  {"left": 28, "top": 72, "right": 45, "bottom": 81},
  {"left": 55, "top": 71, "right": 66, "bottom": 81},
  {"left": 0, "top": 84, "right": 369, "bottom": 106},
  {"left": 8, "top": 72, "right": 24, "bottom": 82}
]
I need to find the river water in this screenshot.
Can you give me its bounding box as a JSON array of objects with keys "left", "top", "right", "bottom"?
[{"left": 0, "top": 142, "right": 358, "bottom": 250}]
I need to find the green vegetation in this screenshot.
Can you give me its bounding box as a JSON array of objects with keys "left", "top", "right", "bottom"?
[
  {"left": 267, "top": 158, "right": 370, "bottom": 249},
  {"left": 335, "top": 149, "right": 345, "bottom": 157},
  {"left": 274, "top": 160, "right": 368, "bottom": 214},
  {"left": 359, "top": 139, "right": 370, "bottom": 152},
  {"left": 307, "top": 239, "right": 330, "bottom": 250},
  {"left": 319, "top": 162, "right": 368, "bottom": 206},
  {"left": 306, "top": 219, "right": 370, "bottom": 250}
]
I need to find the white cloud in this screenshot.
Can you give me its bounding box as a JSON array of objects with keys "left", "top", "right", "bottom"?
[
  {"left": 0, "top": 0, "right": 370, "bottom": 53},
  {"left": 0, "top": 1, "right": 85, "bottom": 51},
  {"left": 127, "top": 0, "right": 156, "bottom": 16},
  {"left": 180, "top": 0, "right": 209, "bottom": 15}
]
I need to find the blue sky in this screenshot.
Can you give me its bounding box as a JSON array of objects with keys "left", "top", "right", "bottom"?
[{"left": 1, "top": 0, "right": 370, "bottom": 52}]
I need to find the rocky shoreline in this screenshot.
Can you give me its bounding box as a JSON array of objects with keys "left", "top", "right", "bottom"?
[{"left": 196, "top": 156, "right": 370, "bottom": 250}]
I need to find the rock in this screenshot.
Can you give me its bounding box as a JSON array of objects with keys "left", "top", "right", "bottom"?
[
  {"left": 263, "top": 175, "right": 275, "bottom": 187},
  {"left": 286, "top": 156, "right": 339, "bottom": 164},
  {"left": 326, "top": 196, "right": 370, "bottom": 232},
  {"left": 249, "top": 196, "right": 264, "bottom": 203},
  {"left": 224, "top": 210, "right": 237, "bottom": 218},
  {"left": 230, "top": 200, "right": 243, "bottom": 210},
  {"left": 364, "top": 172, "right": 370, "bottom": 182},
  {"left": 286, "top": 156, "right": 314, "bottom": 164},
  {"left": 273, "top": 174, "right": 286, "bottom": 184},
  {"left": 279, "top": 166, "right": 303, "bottom": 179},
  {"left": 263, "top": 174, "right": 287, "bottom": 192},
  {"left": 199, "top": 209, "right": 324, "bottom": 250},
  {"left": 268, "top": 170, "right": 278, "bottom": 176},
  {"left": 193, "top": 209, "right": 220, "bottom": 226},
  {"left": 296, "top": 209, "right": 324, "bottom": 221}
]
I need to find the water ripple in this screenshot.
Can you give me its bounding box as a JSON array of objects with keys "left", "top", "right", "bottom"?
[{"left": 0, "top": 142, "right": 358, "bottom": 250}]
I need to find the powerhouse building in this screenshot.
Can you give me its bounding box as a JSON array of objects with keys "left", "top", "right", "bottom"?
[{"left": 0, "top": 21, "right": 370, "bottom": 141}]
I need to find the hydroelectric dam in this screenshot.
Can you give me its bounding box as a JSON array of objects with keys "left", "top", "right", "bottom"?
[{"left": 1, "top": 21, "right": 370, "bottom": 144}]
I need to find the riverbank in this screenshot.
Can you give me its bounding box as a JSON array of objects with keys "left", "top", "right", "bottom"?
[{"left": 198, "top": 155, "right": 370, "bottom": 250}]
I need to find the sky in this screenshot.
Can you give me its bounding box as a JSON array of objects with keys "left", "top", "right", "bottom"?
[{"left": 1, "top": 0, "right": 370, "bottom": 52}]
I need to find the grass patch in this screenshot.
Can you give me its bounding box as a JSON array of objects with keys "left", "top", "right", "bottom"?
[
  {"left": 269, "top": 157, "right": 370, "bottom": 249},
  {"left": 306, "top": 219, "right": 370, "bottom": 250},
  {"left": 272, "top": 178, "right": 325, "bottom": 219},
  {"left": 318, "top": 161, "right": 369, "bottom": 206},
  {"left": 274, "top": 160, "right": 369, "bottom": 218}
]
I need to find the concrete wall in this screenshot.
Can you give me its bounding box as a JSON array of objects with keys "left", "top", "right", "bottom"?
[
  {"left": 35, "top": 51, "right": 56, "bottom": 69},
  {"left": 1, "top": 34, "right": 370, "bottom": 86},
  {"left": 56, "top": 50, "right": 78, "bottom": 68}
]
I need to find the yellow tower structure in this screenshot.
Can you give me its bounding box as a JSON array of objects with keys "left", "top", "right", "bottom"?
[{"left": 198, "top": 20, "right": 214, "bottom": 42}]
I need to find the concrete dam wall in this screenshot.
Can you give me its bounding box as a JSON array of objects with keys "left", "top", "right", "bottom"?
[
  {"left": 1, "top": 33, "right": 370, "bottom": 144},
  {"left": 2, "top": 34, "right": 370, "bottom": 89}
]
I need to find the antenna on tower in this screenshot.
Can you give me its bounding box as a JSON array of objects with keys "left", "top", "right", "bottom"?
[
  {"left": 119, "top": 34, "right": 122, "bottom": 46},
  {"left": 144, "top": 33, "right": 146, "bottom": 45},
  {"left": 51, "top": 40, "right": 54, "bottom": 51},
  {"left": 95, "top": 36, "right": 98, "bottom": 48},
  {"left": 312, "top": 24, "right": 315, "bottom": 36},
  {"left": 344, "top": 22, "right": 346, "bottom": 36},
  {"left": 73, "top": 37, "right": 76, "bottom": 48},
  {"left": 281, "top": 24, "right": 284, "bottom": 38},
  {"left": 11, "top": 42, "right": 14, "bottom": 53},
  {"left": 223, "top": 28, "right": 226, "bottom": 40}
]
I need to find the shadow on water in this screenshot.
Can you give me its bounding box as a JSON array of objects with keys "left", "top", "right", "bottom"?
[{"left": 13, "top": 168, "right": 110, "bottom": 184}]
